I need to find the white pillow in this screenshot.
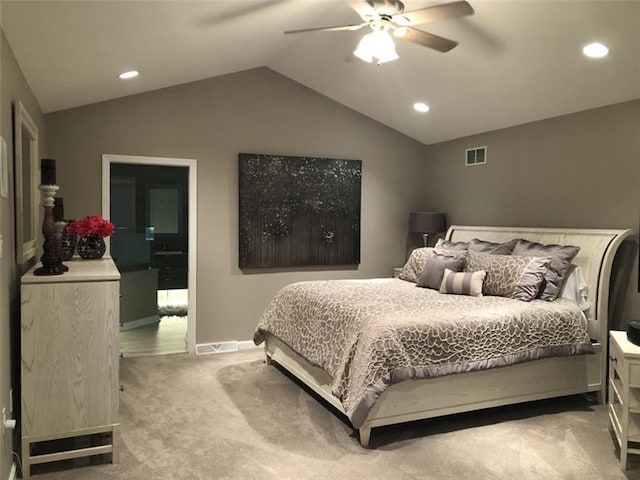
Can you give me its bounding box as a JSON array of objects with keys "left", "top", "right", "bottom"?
[{"left": 559, "top": 265, "right": 589, "bottom": 311}]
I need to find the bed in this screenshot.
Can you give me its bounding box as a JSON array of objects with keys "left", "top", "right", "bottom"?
[{"left": 254, "top": 225, "right": 632, "bottom": 446}]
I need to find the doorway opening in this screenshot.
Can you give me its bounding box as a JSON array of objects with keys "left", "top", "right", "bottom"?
[{"left": 102, "top": 154, "right": 197, "bottom": 355}]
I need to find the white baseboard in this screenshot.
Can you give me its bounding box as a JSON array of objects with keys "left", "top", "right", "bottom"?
[
  {"left": 238, "top": 340, "right": 258, "bottom": 351},
  {"left": 8, "top": 461, "right": 17, "bottom": 480},
  {"left": 119, "top": 314, "right": 160, "bottom": 331},
  {"left": 196, "top": 340, "right": 259, "bottom": 355}
]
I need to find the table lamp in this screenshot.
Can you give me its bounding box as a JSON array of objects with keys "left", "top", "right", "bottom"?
[{"left": 409, "top": 212, "right": 446, "bottom": 247}]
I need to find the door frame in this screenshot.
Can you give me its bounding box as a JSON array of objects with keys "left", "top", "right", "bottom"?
[{"left": 102, "top": 153, "right": 197, "bottom": 354}]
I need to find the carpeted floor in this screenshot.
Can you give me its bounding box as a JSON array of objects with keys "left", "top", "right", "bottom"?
[{"left": 31, "top": 348, "right": 640, "bottom": 479}]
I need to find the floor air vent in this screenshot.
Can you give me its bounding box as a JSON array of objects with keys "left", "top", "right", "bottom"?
[{"left": 465, "top": 146, "right": 487, "bottom": 166}]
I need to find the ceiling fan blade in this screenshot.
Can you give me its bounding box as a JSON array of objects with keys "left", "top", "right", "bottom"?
[
  {"left": 285, "top": 23, "right": 367, "bottom": 34},
  {"left": 394, "top": 1, "right": 474, "bottom": 26},
  {"left": 350, "top": 0, "right": 380, "bottom": 22},
  {"left": 395, "top": 27, "right": 458, "bottom": 52}
]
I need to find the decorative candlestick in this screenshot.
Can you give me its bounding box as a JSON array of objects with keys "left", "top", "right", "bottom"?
[
  {"left": 41, "top": 158, "right": 56, "bottom": 185},
  {"left": 34, "top": 159, "right": 65, "bottom": 276}
]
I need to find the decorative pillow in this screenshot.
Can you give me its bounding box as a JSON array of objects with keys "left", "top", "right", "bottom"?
[
  {"left": 440, "top": 268, "right": 486, "bottom": 297},
  {"left": 465, "top": 250, "right": 550, "bottom": 301},
  {"left": 416, "top": 251, "right": 467, "bottom": 290},
  {"left": 511, "top": 239, "right": 581, "bottom": 301},
  {"left": 434, "top": 238, "right": 469, "bottom": 251},
  {"left": 399, "top": 248, "right": 432, "bottom": 283},
  {"left": 468, "top": 238, "right": 518, "bottom": 255}
]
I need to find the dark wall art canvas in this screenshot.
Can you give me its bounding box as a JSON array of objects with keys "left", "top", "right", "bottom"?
[{"left": 239, "top": 153, "right": 362, "bottom": 268}]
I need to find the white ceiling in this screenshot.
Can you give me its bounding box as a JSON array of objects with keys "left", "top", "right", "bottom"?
[{"left": 2, "top": 0, "right": 639, "bottom": 145}]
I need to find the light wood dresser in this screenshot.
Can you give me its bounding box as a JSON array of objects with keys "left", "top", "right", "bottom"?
[{"left": 20, "top": 259, "right": 120, "bottom": 478}]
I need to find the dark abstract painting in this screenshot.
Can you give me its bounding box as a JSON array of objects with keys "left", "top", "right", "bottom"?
[{"left": 239, "top": 153, "right": 362, "bottom": 268}]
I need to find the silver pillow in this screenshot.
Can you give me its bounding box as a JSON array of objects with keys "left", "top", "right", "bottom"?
[
  {"left": 434, "top": 238, "right": 469, "bottom": 251},
  {"left": 511, "top": 239, "right": 580, "bottom": 301},
  {"left": 468, "top": 238, "right": 518, "bottom": 255},
  {"left": 416, "top": 251, "right": 467, "bottom": 290},
  {"left": 465, "top": 250, "right": 550, "bottom": 301}
]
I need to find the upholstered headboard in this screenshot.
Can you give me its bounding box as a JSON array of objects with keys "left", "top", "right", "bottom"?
[{"left": 446, "top": 225, "right": 633, "bottom": 343}]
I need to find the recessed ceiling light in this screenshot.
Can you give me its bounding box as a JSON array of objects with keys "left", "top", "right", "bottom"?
[
  {"left": 118, "top": 70, "right": 139, "bottom": 80},
  {"left": 413, "top": 102, "right": 430, "bottom": 113},
  {"left": 582, "top": 42, "right": 609, "bottom": 58}
]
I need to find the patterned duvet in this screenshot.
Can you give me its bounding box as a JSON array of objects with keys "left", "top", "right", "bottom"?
[{"left": 253, "top": 278, "right": 593, "bottom": 429}]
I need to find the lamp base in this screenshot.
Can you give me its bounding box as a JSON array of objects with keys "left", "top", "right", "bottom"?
[{"left": 422, "top": 233, "right": 429, "bottom": 248}]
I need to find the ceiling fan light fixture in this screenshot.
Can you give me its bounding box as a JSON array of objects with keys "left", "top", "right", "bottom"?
[
  {"left": 354, "top": 33, "right": 375, "bottom": 62},
  {"left": 354, "top": 29, "right": 399, "bottom": 65},
  {"left": 393, "top": 27, "right": 409, "bottom": 38}
]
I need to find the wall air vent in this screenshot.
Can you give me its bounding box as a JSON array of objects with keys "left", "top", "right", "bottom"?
[
  {"left": 465, "top": 146, "right": 487, "bottom": 166},
  {"left": 195, "top": 340, "right": 258, "bottom": 355}
]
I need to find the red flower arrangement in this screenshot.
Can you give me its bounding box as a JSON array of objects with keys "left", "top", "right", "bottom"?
[{"left": 67, "top": 215, "right": 115, "bottom": 238}]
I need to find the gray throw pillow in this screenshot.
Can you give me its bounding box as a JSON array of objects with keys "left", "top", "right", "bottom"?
[
  {"left": 465, "top": 250, "right": 551, "bottom": 301},
  {"left": 416, "top": 251, "right": 467, "bottom": 290},
  {"left": 511, "top": 239, "right": 581, "bottom": 301},
  {"left": 468, "top": 238, "right": 518, "bottom": 255}
]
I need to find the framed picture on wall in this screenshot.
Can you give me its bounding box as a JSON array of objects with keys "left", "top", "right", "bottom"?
[{"left": 239, "top": 153, "right": 362, "bottom": 269}]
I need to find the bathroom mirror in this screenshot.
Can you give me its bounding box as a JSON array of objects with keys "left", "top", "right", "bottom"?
[{"left": 14, "top": 101, "right": 39, "bottom": 264}]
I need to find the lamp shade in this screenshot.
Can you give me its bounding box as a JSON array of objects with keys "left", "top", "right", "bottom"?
[{"left": 409, "top": 212, "right": 445, "bottom": 234}]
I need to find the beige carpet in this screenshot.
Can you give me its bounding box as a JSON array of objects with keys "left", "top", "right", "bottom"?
[{"left": 31, "top": 349, "right": 640, "bottom": 479}]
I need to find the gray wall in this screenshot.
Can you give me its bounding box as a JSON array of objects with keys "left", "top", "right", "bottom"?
[
  {"left": 422, "top": 100, "right": 640, "bottom": 325},
  {"left": 45, "top": 67, "right": 428, "bottom": 344},
  {"left": 0, "top": 29, "right": 46, "bottom": 478}
]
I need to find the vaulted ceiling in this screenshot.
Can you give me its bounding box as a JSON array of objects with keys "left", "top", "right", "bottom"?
[{"left": 2, "top": 0, "right": 638, "bottom": 145}]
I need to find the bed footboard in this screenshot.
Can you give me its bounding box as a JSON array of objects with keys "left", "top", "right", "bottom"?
[{"left": 264, "top": 333, "right": 602, "bottom": 447}]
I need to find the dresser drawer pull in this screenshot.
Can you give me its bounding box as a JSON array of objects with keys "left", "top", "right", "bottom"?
[
  {"left": 119, "top": 385, "right": 124, "bottom": 392},
  {"left": 610, "top": 355, "right": 618, "bottom": 364}
]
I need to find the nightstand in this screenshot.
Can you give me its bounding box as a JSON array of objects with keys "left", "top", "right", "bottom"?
[
  {"left": 393, "top": 267, "right": 403, "bottom": 279},
  {"left": 609, "top": 330, "right": 640, "bottom": 470}
]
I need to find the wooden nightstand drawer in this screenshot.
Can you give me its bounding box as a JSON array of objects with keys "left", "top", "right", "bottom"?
[
  {"left": 608, "top": 330, "right": 640, "bottom": 471},
  {"left": 611, "top": 332, "right": 640, "bottom": 387},
  {"left": 610, "top": 335, "right": 626, "bottom": 381},
  {"left": 630, "top": 364, "right": 640, "bottom": 388}
]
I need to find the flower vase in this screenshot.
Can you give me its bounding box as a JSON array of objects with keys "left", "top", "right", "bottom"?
[
  {"left": 60, "top": 223, "right": 77, "bottom": 261},
  {"left": 77, "top": 235, "right": 106, "bottom": 260}
]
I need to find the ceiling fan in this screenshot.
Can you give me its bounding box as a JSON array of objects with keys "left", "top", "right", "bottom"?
[{"left": 285, "top": 0, "right": 474, "bottom": 64}]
